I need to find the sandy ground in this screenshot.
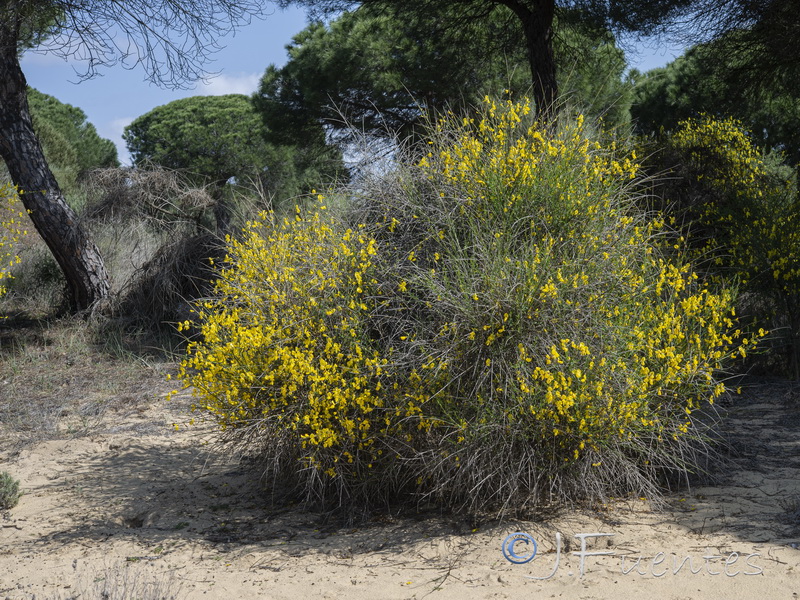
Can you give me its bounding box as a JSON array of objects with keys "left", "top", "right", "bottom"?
[{"left": 2, "top": 379, "right": 800, "bottom": 599}]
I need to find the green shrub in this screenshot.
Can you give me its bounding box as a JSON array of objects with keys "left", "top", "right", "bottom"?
[
  {"left": 172, "top": 99, "right": 759, "bottom": 514},
  {"left": 658, "top": 115, "right": 799, "bottom": 375},
  {"left": 0, "top": 471, "right": 22, "bottom": 509}
]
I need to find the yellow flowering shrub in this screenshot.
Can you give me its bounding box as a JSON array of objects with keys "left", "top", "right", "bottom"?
[
  {"left": 665, "top": 115, "right": 799, "bottom": 374},
  {"left": 0, "top": 183, "right": 27, "bottom": 307},
  {"left": 374, "top": 99, "right": 759, "bottom": 506},
  {"left": 172, "top": 206, "right": 394, "bottom": 479},
  {"left": 175, "top": 100, "right": 758, "bottom": 513}
]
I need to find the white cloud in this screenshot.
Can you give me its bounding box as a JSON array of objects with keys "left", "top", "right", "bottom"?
[
  {"left": 99, "top": 117, "right": 134, "bottom": 166},
  {"left": 195, "top": 72, "right": 261, "bottom": 96}
]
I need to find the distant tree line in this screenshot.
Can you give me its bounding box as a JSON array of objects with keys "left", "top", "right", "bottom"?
[{"left": 1, "top": 0, "right": 798, "bottom": 314}]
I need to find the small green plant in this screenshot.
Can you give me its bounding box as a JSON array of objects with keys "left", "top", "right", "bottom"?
[{"left": 0, "top": 471, "right": 22, "bottom": 509}]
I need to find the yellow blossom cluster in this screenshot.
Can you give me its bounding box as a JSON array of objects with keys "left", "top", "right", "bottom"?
[
  {"left": 171, "top": 203, "right": 424, "bottom": 478},
  {"left": 670, "top": 115, "right": 799, "bottom": 290},
  {"left": 667, "top": 115, "right": 797, "bottom": 370},
  {"left": 419, "top": 98, "right": 637, "bottom": 226},
  {"left": 0, "top": 183, "right": 28, "bottom": 305}
]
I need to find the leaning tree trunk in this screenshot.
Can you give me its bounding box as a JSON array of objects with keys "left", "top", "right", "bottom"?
[
  {"left": 0, "top": 45, "right": 110, "bottom": 312},
  {"left": 500, "top": 0, "right": 558, "bottom": 122}
]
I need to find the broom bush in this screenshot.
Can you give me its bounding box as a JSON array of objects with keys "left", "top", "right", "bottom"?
[
  {"left": 657, "top": 115, "right": 799, "bottom": 375},
  {"left": 172, "top": 98, "right": 761, "bottom": 514}
]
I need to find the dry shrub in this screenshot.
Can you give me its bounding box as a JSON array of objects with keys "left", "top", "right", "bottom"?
[
  {"left": 82, "top": 165, "right": 213, "bottom": 231},
  {"left": 79, "top": 167, "right": 230, "bottom": 349},
  {"left": 109, "top": 231, "right": 221, "bottom": 338},
  {"left": 42, "top": 562, "right": 182, "bottom": 600}
]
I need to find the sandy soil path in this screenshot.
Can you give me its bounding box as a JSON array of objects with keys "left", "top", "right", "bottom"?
[{"left": 2, "top": 380, "right": 800, "bottom": 599}]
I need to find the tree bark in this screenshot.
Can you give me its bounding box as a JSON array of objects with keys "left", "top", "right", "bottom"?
[
  {"left": 0, "top": 43, "right": 110, "bottom": 312},
  {"left": 212, "top": 183, "right": 233, "bottom": 236},
  {"left": 498, "top": 0, "right": 558, "bottom": 121}
]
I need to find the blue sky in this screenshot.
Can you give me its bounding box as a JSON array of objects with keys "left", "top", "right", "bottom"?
[{"left": 20, "top": 6, "right": 683, "bottom": 165}]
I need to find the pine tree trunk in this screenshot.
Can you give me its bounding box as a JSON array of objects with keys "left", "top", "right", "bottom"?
[
  {"left": 0, "top": 44, "right": 110, "bottom": 312},
  {"left": 500, "top": 0, "right": 558, "bottom": 121},
  {"left": 211, "top": 181, "right": 232, "bottom": 236}
]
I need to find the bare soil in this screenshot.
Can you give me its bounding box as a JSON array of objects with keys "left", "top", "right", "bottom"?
[{"left": 1, "top": 321, "right": 799, "bottom": 599}]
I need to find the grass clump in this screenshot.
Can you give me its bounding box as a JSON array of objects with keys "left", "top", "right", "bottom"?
[
  {"left": 173, "top": 98, "right": 760, "bottom": 515},
  {"left": 0, "top": 471, "right": 22, "bottom": 509}
]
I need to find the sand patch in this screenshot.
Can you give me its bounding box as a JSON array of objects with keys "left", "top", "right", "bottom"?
[{"left": 2, "top": 382, "right": 800, "bottom": 599}]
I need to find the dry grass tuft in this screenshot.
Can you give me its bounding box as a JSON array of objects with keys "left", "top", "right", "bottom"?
[{"left": 0, "top": 316, "right": 173, "bottom": 452}]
